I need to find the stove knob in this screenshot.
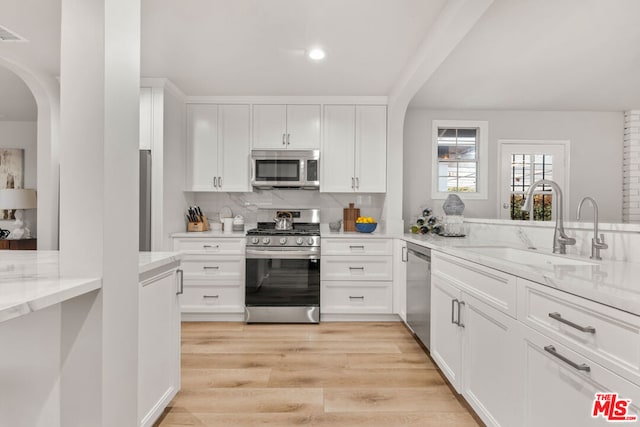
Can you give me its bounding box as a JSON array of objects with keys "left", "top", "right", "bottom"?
[
  {"left": 307, "top": 237, "right": 315, "bottom": 245},
  {"left": 279, "top": 237, "right": 288, "bottom": 245},
  {"left": 296, "top": 237, "right": 304, "bottom": 245},
  {"left": 262, "top": 237, "right": 271, "bottom": 245},
  {"left": 251, "top": 237, "right": 260, "bottom": 244}
]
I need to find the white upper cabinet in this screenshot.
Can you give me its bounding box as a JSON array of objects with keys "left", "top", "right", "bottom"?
[
  {"left": 355, "top": 105, "right": 387, "bottom": 192},
  {"left": 321, "top": 105, "right": 356, "bottom": 192},
  {"left": 218, "top": 105, "right": 251, "bottom": 192},
  {"left": 321, "top": 105, "right": 387, "bottom": 192},
  {"left": 286, "top": 105, "right": 321, "bottom": 149},
  {"left": 252, "top": 104, "right": 320, "bottom": 150},
  {"left": 186, "top": 103, "right": 250, "bottom": 192},
  {"left": 139, "top": 87, "right": 152, "bottom": 150}
]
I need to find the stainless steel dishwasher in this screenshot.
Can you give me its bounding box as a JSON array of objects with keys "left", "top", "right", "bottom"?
[{"left": 406, "top": 243, "right": 431, "bottom": 350}]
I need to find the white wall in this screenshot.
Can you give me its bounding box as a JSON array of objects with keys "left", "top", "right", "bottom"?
[
  {"left": 161, "top": 88, "right": 190, "bottom": 250},
  {"left": 403, "top": 109, "right": 624, "bottom": 226},
  {"left": 0, "top": 121, "right": 37, "bottom": 236}
]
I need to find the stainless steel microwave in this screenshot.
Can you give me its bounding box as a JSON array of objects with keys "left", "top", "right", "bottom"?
[{"left": 251, "top": 150, "right": 320, "bottom": 189}]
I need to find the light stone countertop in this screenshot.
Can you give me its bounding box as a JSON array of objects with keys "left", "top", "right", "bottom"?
[
  {"left": 404, "top": 233, "right": 640, "bottom": 317},
  {"left": 0, "top": 251, "right": 182, "bottom": 324}
]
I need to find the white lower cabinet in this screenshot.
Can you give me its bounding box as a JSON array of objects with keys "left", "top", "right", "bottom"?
[
  {"left": 172, "top": 237, "right": 245, "bottom": 319},
  {"left": 431, "top": 265, "right": 520, "bottom": 426},
  {"left": 521, "top": 325, "right": 640, "bottom": 427},
  {"left": 138, "top": 266, "right": 181, "bottom": 427},
  {"left": 321, "top": 238, "right": 393, "bottom": 316},
  {"left": 430, "top": 250, "right": 640, "bottom": 427}
]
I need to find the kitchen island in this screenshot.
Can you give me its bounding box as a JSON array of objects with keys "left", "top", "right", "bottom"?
[{"left": 0, "top": 251, "right": 182, "bottom": 427}]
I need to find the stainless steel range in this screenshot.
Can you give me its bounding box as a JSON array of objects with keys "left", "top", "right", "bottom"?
[{"left": 245, "top": 209, "right": 320, "bottom": 323}]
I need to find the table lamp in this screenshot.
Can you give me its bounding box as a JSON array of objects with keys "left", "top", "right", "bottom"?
[{"left": 0, "top": 189, "right": 37, "bottom": 239}]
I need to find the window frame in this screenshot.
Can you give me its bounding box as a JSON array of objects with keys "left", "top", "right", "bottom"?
[{"left": 431, "top": 120, "right": 489, "bottom": 200}]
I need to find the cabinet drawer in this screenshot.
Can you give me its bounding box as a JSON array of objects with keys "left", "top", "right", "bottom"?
[
  {"left": 519, "top": 278, "right": 640, "bottom": 386},
  {"left": 321, "top": 256, "right": 392, "bottom": 281},
  {"left": 432, "top": 253, "right": 517, "bottom": 318},
  {"left": 522, "top": 325, "right": 640, "bottom": 427},
  {"left": 321, "top": 238, "right": 392, "bottom": 256},
  {"left": 173, "top": 237, "right": 244, "bottom": 254},
  {"left": 179, "top": 282, "right": 244, "bottom": 313},
  {"left": 180, "top": 255, "right": 243, "bottom": 280},
  {"left": 321, "top": 281, "right": 392, "bottom": 314}
]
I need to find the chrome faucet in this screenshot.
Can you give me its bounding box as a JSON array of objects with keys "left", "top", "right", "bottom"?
[
  {"left": 522, "top": 179, "right": 575, "bottom": 254},
  {"left": 576, "top": 196, "right": 608, "bottom": 260}
]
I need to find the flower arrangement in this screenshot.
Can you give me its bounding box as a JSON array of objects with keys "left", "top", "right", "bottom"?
[{"left": 409, "top": 208, "right": 442, "bottom": 234}]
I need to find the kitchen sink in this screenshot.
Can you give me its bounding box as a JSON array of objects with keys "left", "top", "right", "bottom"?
[{"left": 458, "top": 245, "right": 597, "bottom": 267}]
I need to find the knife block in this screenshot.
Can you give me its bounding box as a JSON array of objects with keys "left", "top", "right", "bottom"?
[
  {"left": 343, "top": 203, "right": 360, "bottom": 232},
  {"left": 187, "top": 215, "right": 210, "bottom": 232}
]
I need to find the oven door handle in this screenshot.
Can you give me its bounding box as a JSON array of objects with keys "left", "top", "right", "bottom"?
[{"left": 246, "top": 249, "right": 320, "bottom": 260}]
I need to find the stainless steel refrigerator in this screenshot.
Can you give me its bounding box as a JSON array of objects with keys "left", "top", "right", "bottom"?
[{"left": 139, "top": 150, "right": 151, "bottom": 251}]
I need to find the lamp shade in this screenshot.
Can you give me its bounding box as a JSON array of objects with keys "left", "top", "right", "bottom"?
[{"left": 0, "top": 189, "right": 37, "bottom": 210}]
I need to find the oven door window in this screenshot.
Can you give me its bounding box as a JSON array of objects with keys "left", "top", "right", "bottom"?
[
  {"left": 255, "top": 160, "right": 300, "bottom": 182},
  {"left": 246, "top": 258, "right": 320, "bottom": 306}
]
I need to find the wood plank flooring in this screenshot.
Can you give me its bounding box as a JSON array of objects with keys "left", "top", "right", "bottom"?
[{"left": 156, "top": 322, "right": 482, "bottom": 427}]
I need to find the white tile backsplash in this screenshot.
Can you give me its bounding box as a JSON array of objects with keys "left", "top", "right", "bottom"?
[
  {"left": 464, "top": 219, "right": 640, "bottom": 263},
  {"left": 193, "top": 190, "right": 385, "bottom": 226}
]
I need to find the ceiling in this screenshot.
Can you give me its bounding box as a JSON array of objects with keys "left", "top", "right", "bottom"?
[
  {"left": 409, "top": 0, "right": 640, "bottom": 111},
  {"left": 1, "top": 0, "right": 639, "bottom": 114},
  {"left": 141, "top": 0, "right": 447, "bottom": 96}
]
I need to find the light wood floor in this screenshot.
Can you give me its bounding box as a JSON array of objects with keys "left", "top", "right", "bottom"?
[{"left": 156, "top": 322, "right": 482, "bottom": 427}]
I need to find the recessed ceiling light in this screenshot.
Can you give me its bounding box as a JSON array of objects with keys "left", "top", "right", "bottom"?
[{"left": 308, "top": 48, "right": 326, "bottom": 61}]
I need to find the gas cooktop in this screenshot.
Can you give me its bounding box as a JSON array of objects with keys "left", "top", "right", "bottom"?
[{"left": 246, "top": 222, "right": 320, "bottom": 236}]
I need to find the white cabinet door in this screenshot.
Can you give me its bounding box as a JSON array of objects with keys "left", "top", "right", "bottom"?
[
  {"left": 218, "top": 104, "right": 250, "bottom": 192},
  {"left": 354, "top": 105, "right": 387, "bottom": 193},
  {"left": 431, "top": 274, "right": 463, "bottom": 391},
  {"left": 186, "top": 104, "right": 218, "bottom": 190},
  {"left": 252, "top": 104, "right": 287, "bottom": 149},
  {"left": 286, "top": 104, "right": 321, "bottom": 149},
  {"left": 462, "top": 293, "right": 522, "bottom": 427},
  {"left": 321, "top": 105, "right": 356, "bottom": 192},
  {"left": 139, "top": 87, "right": 152, "bottom": 150},
  {"left": 138, "top": 269, "right": 180, "bottom": 427},
  {"left": 522, "top": 326, "right": 640, "bottom": 427}
]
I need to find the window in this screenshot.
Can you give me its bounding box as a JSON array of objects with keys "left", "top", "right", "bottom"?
[
  {"left": 431, "top": 120, "right": 488, "bottom": 199},
  {"left": 498, "top": 140, "right": 570, "bottom": 221}
]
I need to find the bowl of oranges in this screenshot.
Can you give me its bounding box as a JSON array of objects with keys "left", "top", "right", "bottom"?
[{"left": 355, "top": 216, "right": 377, "bottom": 233}]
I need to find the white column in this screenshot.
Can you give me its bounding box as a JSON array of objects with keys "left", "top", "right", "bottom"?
[
  {"left": 59, "top": 0, "right": 141, "bottom": 425},
  {"left": 624, "top": 110, "right": 640, "bottom": 223}
]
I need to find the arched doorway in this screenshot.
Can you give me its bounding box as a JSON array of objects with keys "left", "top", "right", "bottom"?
[{"left": 0, "top": 57, "right": 60, "bottom": 249}]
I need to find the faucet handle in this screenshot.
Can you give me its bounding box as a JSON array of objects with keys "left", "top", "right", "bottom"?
[{"left": 597, "top": 233, "right": 608, "bottom": 249}]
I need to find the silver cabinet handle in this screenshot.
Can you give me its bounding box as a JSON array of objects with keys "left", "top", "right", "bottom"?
[
  {"left": 287, "top": 133, "right": 290, "bottom": 145},
  {"left": 544, "top": 345, "right": 591, "bottom": 372},
  {"left": 219, "top": 176, "right": 222, "bottom": 188},
  {"left": 401, "top": 246, "right": 408, "bottom": 262},
  {"left": 457, "top": 301, "right": 465, "bottom": 328},
  {"left": 176, "top": 269, "right": 184, "bottom": 295},
  {"left": 451, "top": 299, "right": 458, "bottom": 324},
  {"left": 203, "top": 266, "right": 219, "bottom": 270},
  {"left": 351, "top": 177, "right": 355, "bottom": 189},
  {"left": 349, "top": 266, "right": 365, "bottom": 270},
  {"left": 203, "top": 294, "right": 219, "bottom": 299},
  {"left": 355, "top": 177, "right": 359, "bottom": 189},
  {"left": 203, "top": 244, "right": 220, "bottom": 249},
  {"left": 349, "top": 245, "right": 365, "bottom": 250},
  {"left": 282, "top": 133, "right": 286, "bottom": 145},
  {"left": 548, "top": 312, "right": 596, "bottom": 333},
  {"left": 349, "top": 296, "right": 365, "bottom": 300}
]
